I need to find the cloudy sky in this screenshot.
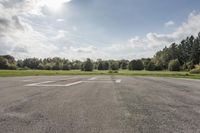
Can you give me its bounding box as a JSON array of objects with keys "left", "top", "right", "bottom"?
[{"left": 1, "top": 0, "right": 200, "bottom": 60}]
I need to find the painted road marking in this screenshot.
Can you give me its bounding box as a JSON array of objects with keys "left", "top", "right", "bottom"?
[
  {"left": 88, "top": 77, "right": 97, "bottom": 81},
  {"left": 65, "top": 81, "right": 83, "bottom": 87},
  {"left": 24, "top": 77, "right": 78, "bottom": 86},
  {"left": 22, "top": 80, "right": 32, "bottom": 82},
  {"left": 115, "top": 79, "right": 122, "bottom": 83},
  {"left": 57, "top": 77, "right": 78, "bottom": 81},
  {"left": 24, "top": 77, "right": 121, "bottom": 86},
  {"left": 24, "top": 81, "right": 55, "bottom": 86},
  {"left": 25, "top": 80, "right": 83, "bottom": 87},
  {"left": 85, "top": 78, "right": 122, "bottom": 83}
]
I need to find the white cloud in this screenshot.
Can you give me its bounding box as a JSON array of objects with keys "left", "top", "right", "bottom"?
[
  {"left": 1, "top": 0, "right": 200, "bottom": 60},
  {"left": 165, "top": 20, "right": 175, "bottom": 27},
  {"left": 0, "top": 0, "right": 72, "bottom": 16},
  {"left": 0, "top": 0, "right": 70, "bottom": 59},
  {"left": 30, "top": 0, "right": 71, "bottom": 15},
  {"left": 71, "top": 45, "right": 97, "bottom": 53},
  {"left": 106, "top": 11, "right": 200, "bottom": 59},
  {"left": 57, "top": 18, "right": 64, "bottom": 22},
  {"left": 37, "top": 0, "right": 71, "bottom": 10},
  {"left": 54, "top": 30, "right": 68, "bottom": 39},
  {"left": 72, "top": 26, "right": 77, "bottom": 31},
  {"left": 67, "top": 46, "right": 109, "bottom": 60}
]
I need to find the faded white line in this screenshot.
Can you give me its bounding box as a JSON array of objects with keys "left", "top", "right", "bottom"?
[
  {"left": 115, "top": 79, "right": 122, "bottom": 83},
  {"left": 65, "top": 81, "right": 83, "bottom": 87},
  {"left": 88, "top": 77, "right": 97, "bottom": 81},
  {"left": 22, "top": 80, "right": 32, "bottom": 82},
  {"left": 24, "top": 81, "right": 55, "bottom": 86},
  {"left": 25, "top": 81, "right": 83, "bottom": 87},
  {"left": 24, "top": 77, "right": 78, "bottom": 86},
  {"left": 57, "top": 77, "right": 78, "bottom": 81}
]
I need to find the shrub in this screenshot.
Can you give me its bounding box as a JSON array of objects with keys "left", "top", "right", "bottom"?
[
  {"left": 183, "top": 61, "right": 195, "bottom": 70},
  {"left": 103, "top": 61, "right": 110, "bottom": 70},
  {"left": 168, "top": 59, "right": 181, "bottom": 71},
  {"left": 97, "top": 62, "right": 104, "bottom": 70},
  {"left": 81, "top": 64, "right": 85, "bottom": 71},
  {"left": 23, "top": 58, "right": 40, "bottom": 69},
  {"left": 8, "top": 64, "right": 17, "bottom": 70},
  {"left": 38, "top": 63, "right": 45, "bottom": 70},
  {"left": 108, "top": 70, "right": 118, "bottom": 73},
  {"left": 63, "top": 63, "right": 71, "bottom": 70},
  {"left": 190, "top": 64, "right": 200, "bottom": 74},
  {"left": 1, "top": 55, "right": 15, "bottom": 64},
  {"left": 82, "top": 58, "right": 93, "bottom": 71},
  {"left": 129, "top": 60, "right": 144, "bottom": 70},
  {"left": 190, "top": 69, "right": 200, "bottom": 74},
  {"left": 0, "top": 57, "right": 9, "bottom": 69},
  {"left": 17, "top": 60, "right": 23, "bottom": 68},
  {"left": 145, "top": 61, "right": 156, "bottom": 71},
  {"left": 155, "top": 62, "right": 164, "bottom": 71},
  {"left": 143, "top": 58, "right": 151, "bottom": 70},
  {"left": 52, "top": 62, "right": 62, "bottom": 70},
  {"left": 120, "top": 60, "right": 128, "bottom": 69},
  {"left": 97, "top": 61, "right": 110, "bottom": 70},
  {"left": 44, "top": 64, "right": 52, "bottom": 70},
  {"left": 155, "top": 65, "right": 163, "bottom": 71},
  {"left": 109, "top": 61, "right": 119, "bottom": 70}
]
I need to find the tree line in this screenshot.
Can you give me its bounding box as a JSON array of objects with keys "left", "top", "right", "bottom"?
[{"left": 0, "top": 32, "right": 200, "bottom": 71}]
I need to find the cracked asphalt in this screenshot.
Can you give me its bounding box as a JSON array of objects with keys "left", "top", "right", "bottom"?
[{"left": 0, "top": 76, "right": 200, "bottom": 133}]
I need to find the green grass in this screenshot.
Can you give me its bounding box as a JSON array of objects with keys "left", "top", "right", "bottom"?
[{"left": 0, "top": 70, "right": 200, "bottom": 79}]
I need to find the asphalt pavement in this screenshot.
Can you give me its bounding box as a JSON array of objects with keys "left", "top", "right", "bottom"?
[{"left": 0, "top": 76, "right": 200, "bottom": 133}]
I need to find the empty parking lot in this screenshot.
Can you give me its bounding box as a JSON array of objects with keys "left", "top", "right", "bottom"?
[{"left": 0, "top": 76, "right": 200, "bottom": 133}]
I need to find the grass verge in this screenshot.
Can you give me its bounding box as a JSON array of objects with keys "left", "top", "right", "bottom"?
[{"left": 0, "top": 70, "right": 199, "bottom": 79}]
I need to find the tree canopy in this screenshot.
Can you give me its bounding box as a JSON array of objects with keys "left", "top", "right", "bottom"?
[{"left": 1, "top": 32, "right": 200, "bottom": 71}]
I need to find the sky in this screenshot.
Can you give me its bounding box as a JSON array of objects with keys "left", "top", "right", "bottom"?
[{"left": 1, "top": 0, "right": 200, "bottom": 60}]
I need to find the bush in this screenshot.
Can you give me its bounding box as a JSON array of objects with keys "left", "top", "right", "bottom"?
[
  {"left": 1, "top": 55, "right": 15, "bottom": 64},
  {"left": 108, "top": 70, "right": 118, "bottom": 73},
  {"left": 155, "top": 61, "right": 164, "bottom": 71},
  {"left": 97, "top": 61, "right": 110, "bottom": 70},
  {"left": 143, "top": 58, "right": 151, "bottom": 70},
  {"left": 23, "top": 58, "right": 40, "bottom": 69},
  {"left": 38, "top": 63, "right": 45, "bottom": 70},
  {"left": 155, "top": 65, "right": 163, "bottom": 71},
  {"left": 186, "top": 61, "right": 195, "bottom": 70},
  {"left": 190, "top": 64, "right": 200, "bottom": 74},
  {"left": 82, "top": 58, "right": 93, "bottom": 71},
  {"left": 168, "top": 59, "right": 181, "bottom": 71},
  {"left": 97, "top": 62, "right": 104, "bottom": 70},
  {"left": 44, "top": 64, "right": 52, "bottom": 70},
  {"left": 190, "top": 69, "right": 200, "bottom": 74},
  {"left": 145, "top": 61, "right": 156, "bottom": 71},
  {"left": 63, "top": 63, "right": 71, "bottom": 70},
  {"left": 129, "top": 60, "right": 144, "bottom": 70},
  {"left": 17, "top": 60, "right": 23, "bottom": 68},
  {"left": 8, "top": 64, "right": 17, "bottom": 70},
  {"left": 0, "top": 57, "right": 9, "bottom": 69},
  {"left": 120, "top": 60, "right": 128, "bottom": 69},
  {"left": 52, "top": 62, "right": 62, "bottom": 70},
  {"left": 109, "top": 61, "right": 119, "bottom": 70}
]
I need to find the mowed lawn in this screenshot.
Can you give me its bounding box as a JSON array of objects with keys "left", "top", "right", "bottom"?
[{"left": 0, "top": 70, "right": 200, "bottom": 79}]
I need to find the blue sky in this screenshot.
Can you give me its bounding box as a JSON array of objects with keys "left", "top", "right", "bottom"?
[{"left": 1, "top": 0, "right": 200, "bottom": 60}]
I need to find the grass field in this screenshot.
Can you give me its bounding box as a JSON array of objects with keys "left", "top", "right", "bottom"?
[{"left": 0, "top": 70, "right": 200, "bottom": 79}]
